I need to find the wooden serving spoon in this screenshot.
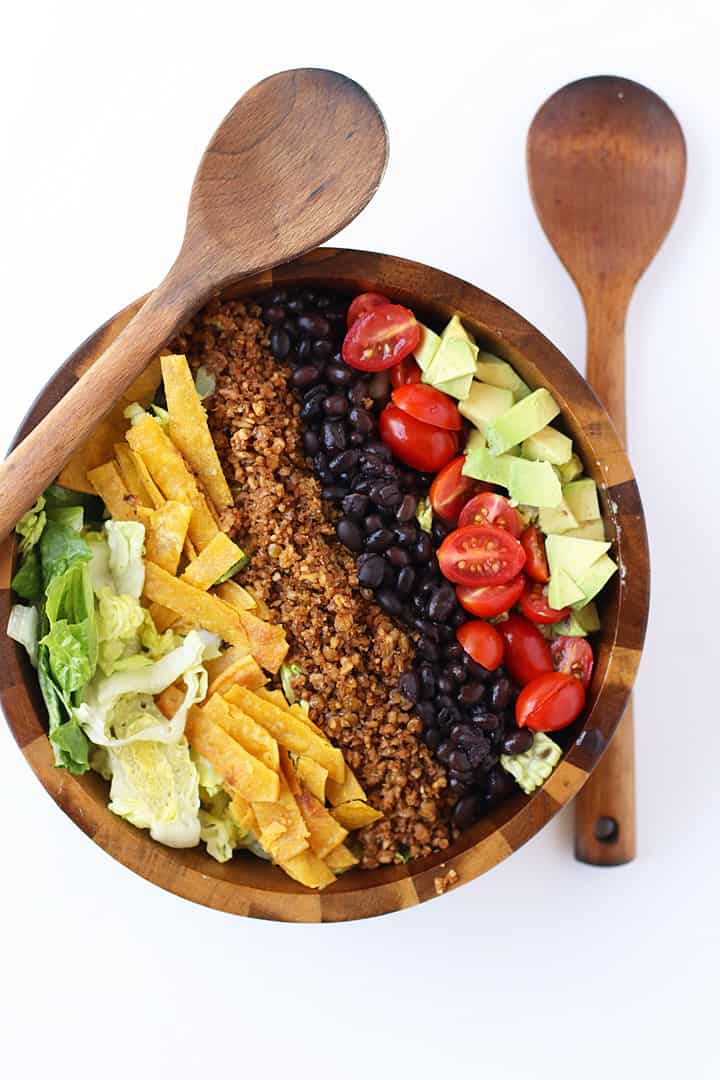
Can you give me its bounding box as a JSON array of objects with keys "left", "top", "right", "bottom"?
[
  {"left": 527, "top": 76, "right": 685, "bottom": 865},
  {"left": 0, "top": 68, "right": 388, "bottom": 540}
]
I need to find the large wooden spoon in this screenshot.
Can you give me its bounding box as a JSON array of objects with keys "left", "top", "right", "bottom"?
[
  {"left": 0, "top": 68, "right": 387, "bottom": 540},
  {"left": 527, "top": 76, "right": 685, "bottom": 865}
]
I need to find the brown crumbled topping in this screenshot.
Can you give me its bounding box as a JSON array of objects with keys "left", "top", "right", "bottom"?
[{"left": 171, "top": 298, "right": 453, "bottom": 868}]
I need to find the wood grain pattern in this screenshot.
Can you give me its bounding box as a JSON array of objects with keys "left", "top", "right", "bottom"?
[
  {"left": 0, "top": 248, "right": 650, "bottom": 920},
  {"left": 527, "top": 75, "right": 685, "bottom": 865},
  {"left": 0, "top": 68, "right": 388, "bottom": 541}
]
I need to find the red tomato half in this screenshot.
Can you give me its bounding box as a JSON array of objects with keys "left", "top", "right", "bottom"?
[
  {"left": 391, "top": 384, "right": 462, "bottom": 431},
  {"left": 516, "top": 672, "right": 586, "bottom": 732},
  {"left": 429, "top": 456, "right": 491, "bottom": 524},
  {"left": 379, "top": 404, "right": 458, "bottom": 473},
  {"left": 343, "top": 304, "right": 421, "bottom": 371},
  {"left": 437, "top": 524, "right": 526, "bottom": 587},
  {"left": 497, "top": 614, "right": 553, "bottom": 685},
  {"left": 551, "top": 636, "right": 594, "bottom": 689},
  {"left": 457, "top": 621, "right": 504, "bottom": 671},
  {"left": 520, "top": 525, "right": 549, "bottom": 584},
  {"left": 346, "top": 291, "right": 390, "bottom": 328},
  {"left": 390, "top": 356, "right": 423, "bottom": 388},
  {"left": 457, "top": 492, "right": 521, "bottom": 537},
  {"left": 519, "top": 581, "right": 570, "bottom": 625},
  {"left": 456, "top": 574, "right": 525, "bottom": 618}
]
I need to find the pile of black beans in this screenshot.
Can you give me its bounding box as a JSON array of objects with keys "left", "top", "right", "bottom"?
[{"left": 260, "top": 287, "right": 527, "bottom": 831}]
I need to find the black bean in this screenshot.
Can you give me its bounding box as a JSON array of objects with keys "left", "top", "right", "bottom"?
[
  {"left": 466, "top": 657, "right": 492, "bottom": 682},
  {"left": 424, "top": 727, "right": 442, "bottom": 751},
  {"left": 387, "top": 545, "right": 410, "bottom": 568},
  {"left": 362, "top": 513, "right": 383, "bottom": 533},
  {"left": 297, "top": 337, "right": 313, "bottom": 362},
  {"left": 269, "top": 328, "right": 291, "bottom": 359},
  {"left": 311, "top": 339, "right": 332, "bottom": 361},
  {"left": 447, "top": 660, "right": 467, "bottom": 685},
  {"left": 321, "top": 421, "right": 347, "bottom": 453},
  {"left": 394, "top": 523, "right": 418, "bottom": 547},
  {"left": 300, "top": 289, "right": 318, "bottom": 304},
  {"left": 413, "top": 532, "right": 433, "bottom": 563},
  {"left": 489, "top": 677, "right": 512, "bottom": 712},
  {"left": 282, "top": 318, "right": 299, "bottom": 340},
  {"left": 349, "top": 432, "right": 365, "bottom": 447},
  {"left": 321, "top": 485, "right": 347, "bottom": 502},
  {"left": 349, "top": 380, "right": 370, "bottom": 405},
  {"left": 486, "top": 766, "right": 516, "bottom": 800},
  {"left": 368, "top": 371, "right": 391, "bottom": 400},
  {"left": 270, "top": 289, "right": 288, "bottom": 305},
  {"left": 419, "top": 665, "right": 436, "bottom": 699},
  {"left": 437, "top": 674, "right": 455, "bottom": 695},
  {"left": 377, "top": 483, "right": 402, "bottom": 509},
  {"left": 357, "top": 553, "right": 386, "bottom": 589},
  {"left": 453, "top": 795, "right": 480, "bottom": 829},
  {"left": 459, "top": 681, "right": 487, "bottom": 706},
  {"left": 263, "top": 304, "right": 286, "bottom": 325},
  {"left": 303, "top": 382, "right": 328, "bottom": 402},
  {"left": 396, "top": 494, "right": 418, "bottom": 523},
  {"left": 365, "top": 439, "right": 393, "bottom": 461},
  {"left": 326, "top": 363, "right": 354, "bottom": 387},
  {"left": 377, "top": 589, "right": 403, "bottom": 617},
  {"left": 415, "top": 619, "right": 439, "bottom": 642},
  {"left": 415, "top": 700, "right": 436, "bottom": 725},
  {"left": 418, "top": 636, "right": 440, "bottom": 662},
  {"left": 297, "top": 313, "right": 331, "bottom": 337},
  {"left": 329, "top": 449, "right": 359, "bottom": 474},
  {"left": 470, "top": 709, "right": 500, "bottom": 732},
  {"left": 349, "top": 407, "right": 374, "bottom": 434},
  {"left": 399, "top": 670, "right": 421, "bottom": 703},
  {"left": 342, "top": 493, "right": 368, "bottom": 519},
  {"left": 437, "top": 624, "right": 455, "bottom": 643},
  {"left": 302, "top": 430, "right": 320, "bottom": 457},
  {"left": 292, "top": 365, "right": 322, "bottom": 389},
  {"left": 450, "top": 609, "right": 467, "bottom": 629},
  {"left": 432, "top": 518, "right": 453, "bottom": 544},
  {"left": 365, "top": 529, "right": 394, "bottom": 552},
  {"left": 300, "top": 396, "right": 324, "bottom": 421},
  {"left": 436, "top": 741, "right": 452, "bottom": 765},
  {"left": 336, "top": 518, "right": 363, "bottom": 552},
  {"left": 502, "top": 729, "right": 534, "bottom": 755},
  {"left": 396, "top": 566, "right": 416, "bottom": 595},
  {"left": 287, "top": 297, "right": 305, "bottom": 314},
  {"left": 427, "top": 585, "right": 456, "bottom": 623}
]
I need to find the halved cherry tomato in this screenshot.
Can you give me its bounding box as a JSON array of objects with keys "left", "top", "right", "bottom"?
[
  {"left": 390, "top": 355, "right": 423, "bottom": 388},
  {"left": 520, "top": 525, "right": 549, "bottom": 584},
  {"left": 429, "top": 456, "right": 491, "bottom": 524},
  {"left": 497, "top": 613, "right": 553, "bottom": 685},
  {"left": 343, "top": 304, "right": 421, "bottom": 371},
  {"left": 391, "top": 384, "right": 462, "bottom": 431},
  {"left": 516, "top": 672, "right": 586, "bottom": 731},
  {"left": 437, "top": 524, "right": 526, "bottom": 587},
  {"left": 519, "top": 581, "right": 570, "bottom": 625},
  {"left": 379, "top": 404, "right": 458, "bottom": 472},
  {"left": 551, "top": 636, "right": 594, "bottom": 689},
  {"left": 456, "top": 574, "right": 525, "bottom": 618},
  {"left": 457, "top": 492, "right": 521, "bottom": 537},
  {"left": 346, "top": 291, "right": 390, "bottom": 328},
  {"left": 457, "top": 621, "right": 504, "bottom": 671}
]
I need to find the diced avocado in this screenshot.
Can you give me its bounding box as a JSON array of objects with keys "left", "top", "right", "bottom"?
[
  {"left": 501, "top": 732, "right": 562, "bottom": 794},
  {"left": 565, "top": 519, "right": 606, "bottom": 541},
  {"left": 423, "top": 337, "right": 477, "bottom": 387},
  {"left": 475, "top": 352, "right": 531, "bottom": 400},
  {"left": 441, "top": 313, "right": 476, "bottom": 345},
  {"left": 548, "top": 567, "right": 586, "bottom": 610},
  {"left": 463, "top": 445, "right": 513, "bottom": 489},
  {"left": 563, "top": 478, "right": 600, "bottom": 523},
  {"left": 508, "top": 459, "right": 562, "bottom": 508},
  {"left": 434, "top": 371, "right": 474, "bottom": 401},
  {"left": 538, "top": 499, "right": 579, "bottom": 535},
  {"left": 522, "top": 426, "right": 573, "bottom": 466},
  {"left": 413, "top": 323, "right": 441, "bottom": 372},
  {"left": 572, "top": 554, "right": 617, "bottom": 606},
  {"left": 516, "top": 505, "right": 539, "bottom": 528},
  {"left": 465, "top": 428, "right": 486, "bottom": 454},
  {"left": 545, "top": 535, "right": 611, "bottom": 582},
  {"left": 552, "top": 611, "right": 588, "bottom": 637},
  {"left": 486, "top": 388, "right": 560, "bottom": 456},
  {"left": 575, "top": 601, "right": 601, "bottom": 632},
  {"left": 459, "top": 381, "right": 514, "bottom": 433},
  {"left": 558, "top": 453, "right": 583, "bottom": 483}
]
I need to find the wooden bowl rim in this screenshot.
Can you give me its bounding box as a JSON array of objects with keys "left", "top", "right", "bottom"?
[{"left": 0, "top": 246, "right": 650, "bottom": 922}]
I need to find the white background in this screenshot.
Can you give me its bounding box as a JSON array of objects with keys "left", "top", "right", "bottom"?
[{"left": 1, "top": 1, "right": 718, "bottom": 1077}]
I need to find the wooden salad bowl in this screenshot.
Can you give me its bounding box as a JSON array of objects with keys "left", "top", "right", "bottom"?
[{"left": 0, "top": 248, "right": 650, "bottom": 922}]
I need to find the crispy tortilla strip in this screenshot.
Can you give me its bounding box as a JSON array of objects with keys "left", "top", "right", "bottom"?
[
  {"left": 244, "top": 587, "right": 272, "bottom": 620},
  {"left": 325, "top": 843, "right": 359, "bottom": 872},
  {"left": 161, "top": 353, "right": 233, "bottom": 512},
  {"left": 144, "top": 500, "right": 192, "bottom": 575},
  {"left": 237, "top": 609, "right": 288, "bottom": 673},
  {"left": 332, "top": 800, "right": 383, "bottom": 831},
  {"left": 208, "top": 655, "right": 265, "bottom": 697},
  {"left": 226, "top": 686, "right": 345, "bottom": 782},
  {"left": 87, "top": 462, "right": 149, "bottom": 522},
  {"left": 126, "top": 414, "right": 218, "bottom": 550},
  {"left": 296, "top": 757, "right": 328, "bottom": 804},
  {"left": 125, "top": 356, "right": 163, "bottom": 406},
  {"left": 283, "top": 753, "right": 347, "bottom": 859},
  {"left": 127, "top": 448, "right": 165, "bottom": 509},
  {"left": 214, "top": 580, "right": 256, "bottom": 612},
  {"left": 252, "top": 777, "right": 309, "bottom": 862},
  {"left": 229, "top": 792, "right": 257, "bottom": 833},
  {"left": 254, "top": 688, "right": 326, "bottom": 738},
  {"left": 155, "top": 682, "right": 184, "bottom": 719},
  {"left": 143, "top": 562, "right": 249, "bottom": 647},
  {"left": 204, "top": 694, "right": 279, "bottom": 773},
  {"left": 186, "top": 705, "right": 279, "bottom": 803},
  {"left": 114, "top": 443, "right": 153, "bottom": 506},
  {"left": 181, "top": 532, "right": 245, "bottom": 590},
  {"left": 149, "top": 601, "right": 179, "bottom": 634},
  {"left": 204, "top": 644, "right": 251, "bottom": 681},
  {"left": 326, "top": 763, "right": 367, "bottom": 806},
  {"left": 279, "top": 849, "right": 336, "bottom": 890}
]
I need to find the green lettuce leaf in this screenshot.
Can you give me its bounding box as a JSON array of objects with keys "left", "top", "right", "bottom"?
[
  {"left": 214, "top": 553, "right": 249, "bottom": 584},
  {"left": 199, "top": 790, "right": 244, "bottom": 862},
  {"left": 37, "top": 646, "right": 90, "bottom": 773},
  {"left": 194, "top": 366, "right": 216, "bottom": 400},
  {"left": 44, "top": 483, "right": 102, "bottom": 514},
  {"left": 106, "top": 520, "right": 145, "bottom": 598},
  {"left": 16, "top": 496, "right": 46, "bottom": 556},
  {"left": 40, "top": 619, "right": 94, "bottom": 699},
  {"left": 46, "top": 505, "right": 84, "bottom": 532},
  {"left": 40, "top": 521, "right": 91, "bottom": 588},
  {"left": 49, "top": 717, "right": 91, "bottom": 775},
  {"left": 11, "top": 548, "right": 42, "bottom": 601},
  {"left": 96, "top": 587, "right": 145, "bottom": 676},
  {"left": 7, "top": 604, "right": 39, "bottom": 667},
  {"left": 107, "top": 737, "right": 200, "bottom": 847}
]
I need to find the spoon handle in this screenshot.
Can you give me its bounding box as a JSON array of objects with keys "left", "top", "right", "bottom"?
[
  {"left": 575, "top": 291, "right": 636, "bottom": 865},
  {"left": 0, "top": 272, "right": 195, "bottom": 542}
]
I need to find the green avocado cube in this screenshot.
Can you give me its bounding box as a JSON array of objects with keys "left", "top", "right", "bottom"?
[
  {"left": 565, "top": 520, "right": 606, "bottom": 541},
  {"left": 548, "top": 567, "right": 586, "bottom": 609},
  {"left": 522, "top": 426, "right": 573, "bottom": 466},
  {"left": 563, "top": 478, "right": 600, "bottom": 523},
  {"left": 486, "top": 388, "right": 560, "bottom": 456},
  {"left": 545, "top": 535, "right": 611, "bottom": 582},
  {"left": 538, "top": 499, "right": 579, "bottom": 535},
  {"left": 475, "top": 352, "right": 531, "bottom": 400},
  {"left": 508, "top": 459, "right": 562, "bottom": 507},
  {"left": 552, "top": 611, "right": 588, "bottom": 637},
  {"left": 459, "top": 381, "right": 514, "bottom": 433},
  {"left": 558, "top": 453, "right": 583, "bottom": 484},
  {"left": 572, "top": 554, "right": 618, "bottom": 606},
  {"left": 500, "top": 732, "right": 562, "bottom": 794},
  {"left": 552, "top": 600, "right": 601, "bottom": 637},
  {"left": 413, "top": 323, "right": 441, "bottom": 371},
  {"left": 434, "top": 371, "right": 474, "bottom": 401},
  {"left": 441, "top": 313, "right": 476, "bottom": 345},
  {"left": 423, "top": 337, "right": 477, "bottom": 387},
  {"left": 463, "top": 445, "right": 513, "bottom": 489}
]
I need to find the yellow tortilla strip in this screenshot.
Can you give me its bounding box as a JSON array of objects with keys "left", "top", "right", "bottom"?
[
  {"left": 283, "top": 755, "right": 347, "bottom": 859},
  {"left": 237, "top": 609, "right": 288, "bottom": 673},
  {"left": 186, "top": 705, "right": 279, "bottom": 803},
  {"left": 114, "top": 443, "right": 153, "bottom": 506},
  {"left": 254, "top": 688, "right": 326, "bottom": 738},
  {"left": 126, "top": 414, "right": 218, "bottom": 550},
  {"left": 252, "top": 778, "right": 309, "bottom": 863},
  {"left": 126, "top": 447, "right": 165, "bottom": 510},
  {"left": 181, "top": 532, "right": 245, "bottom": 591},
  {"left": 229, "top": 792, "right": 258, "bottom": 834},
  {"left": 296, "top": 757, "right": 328, "bottom": 804},
  {"left": 204, "top": 644, "right": 251, "bottom": 682},
  {"left": 332, "top": 800, "right": 383, "bottom": 831},
  {"left": 155, "top": 682, "right": 183, "bottom": 719},
  {"left": 204, "top": 694, "right": 279, "bottom": 773},
  {"left": 279, "top": 849, "right": 336, "bottom": 890},
  {"left": 149, "top": 602, "right": 179, "bottom": 634},
  {"left": 144, "top": 500, "right": 192, "bottom": 575},
  {"left": 214, "top": 580, "right": 256, "bottom": 612},
  {"left": 86, "top": 462, "right": 149, "bottom": 523},
  {"left": 326, "top": 763, "right": 367, "bottom": 806},
  {"left": 161, "top": 353, "right": 233, "bottom": 512},
  {"left": 325, "top": 843, "right": 359, "bottom": 872},
  {"left": 208, "top": 655, "right": 265, "bottom": 697},
  {"left": 225, "top": 686, "right": 345, "bottom": 782},
  {"left": 244, "top": 587, "right": 272, "bottom": 620},
  {"left": 142, "top": 562, "right": 249, "bottom": 647}
]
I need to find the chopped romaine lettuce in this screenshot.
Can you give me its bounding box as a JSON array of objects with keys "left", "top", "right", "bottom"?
[
  {"left": 199, "top": 791, "right": 244, "bottom": 862},
  {"left": 107, "top": 737, "right": 200, "bottom": 848},
  {"left": 7, "top": 604, "right": 39, "bottom": 667},
  {"left": 500, "top": 732, "right": 562, "bottom": 794},
  {"left": 139, "top": 610, "right": 183, "bottom": 659},
  {"left": 40, "top": 521, "right": 91, "bottom": 588},
  {"left": 46, "top": 505, "right": 84, "bottom": 532},
  {"left": 16, "top": 496, "right": 46, "bottom": 556},
  {"left": 192, "top": 750, "right": 224, "bottom": 800},
  {"left": 280, "top": 662, "right": 301, "bottom": 705},
  {"left": 123, "top": 402, "right": 147, "bottom": 426},
  {"left": 195, "top": 366, "right": 216, "bottom": 400},
  {"left": 106, "top": 520, "right": 145, "bottom": 598},
  {"left": 11, "top": 549, "right": 42, "bottom": 601},
  {"left": 416, "top": 497, "right": 433, "bottom": 533},
  {"left": 96, "top": 588, "right": 146, "bottom": 675}
]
